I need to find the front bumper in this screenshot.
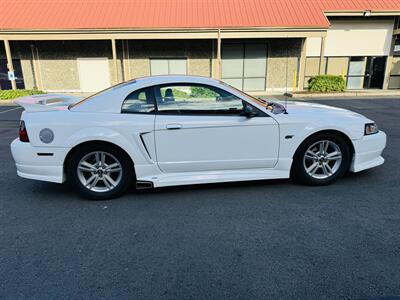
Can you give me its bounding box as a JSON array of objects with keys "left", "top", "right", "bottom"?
[
  {"left": 350, "top": 130, "right": 386, "bottom": 173},
  {"left": 10, "top": 138, "right": 67, "bottom": 183}
]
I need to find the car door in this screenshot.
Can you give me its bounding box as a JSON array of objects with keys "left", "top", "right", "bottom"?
[{"left": 153, "top": 83, "right": 279, "bottom": 173}]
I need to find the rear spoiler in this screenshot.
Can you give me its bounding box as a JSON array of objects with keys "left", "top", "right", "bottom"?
[{"left": 15, "top": 94, "right": 82, "bottom": 112}]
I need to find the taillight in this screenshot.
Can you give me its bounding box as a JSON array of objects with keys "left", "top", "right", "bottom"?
[{"left": 19, "top": 120, "right": 29, "bottom": 142}]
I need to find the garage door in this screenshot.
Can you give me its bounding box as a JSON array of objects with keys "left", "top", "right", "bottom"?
[{"left": 77, "top": 58, "right": 111, "bottom": 92}]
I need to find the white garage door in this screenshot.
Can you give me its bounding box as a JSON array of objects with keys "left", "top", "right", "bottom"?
[{"left": 77, "top": 58, "right": 111, "bottom": 92}]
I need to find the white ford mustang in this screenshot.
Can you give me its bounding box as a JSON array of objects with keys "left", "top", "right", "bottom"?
[{"left": 11, "top": 76, "right": 386, "bottom": 199}]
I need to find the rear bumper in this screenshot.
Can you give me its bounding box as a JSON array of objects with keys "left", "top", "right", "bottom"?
[
  {"left": 10, "top": 138, "right": 67, "bottom": 183},
  {"left": 350, "top": 131, "right": 386, "bottom": 173}
]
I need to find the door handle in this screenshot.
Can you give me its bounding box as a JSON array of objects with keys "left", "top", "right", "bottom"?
[{"left": 166, "top": 123, "right": 182, "bottom": 130}]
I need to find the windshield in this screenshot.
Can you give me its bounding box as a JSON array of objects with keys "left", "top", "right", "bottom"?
[{"left": 219, "top": 81, "right": 286, "bottom": 114}]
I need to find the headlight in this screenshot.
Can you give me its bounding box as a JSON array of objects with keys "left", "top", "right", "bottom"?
[{"left": 365, "top": 123, "right": 379, "bottom": 135}]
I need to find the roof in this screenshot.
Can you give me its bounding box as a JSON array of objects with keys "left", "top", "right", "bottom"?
[{"left": 1, "top": 0, "right": 400, "bottom": 31}]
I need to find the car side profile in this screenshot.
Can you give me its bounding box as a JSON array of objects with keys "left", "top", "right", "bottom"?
[{"left": 11, "top": 75, "right": 386, "bottom": 200}]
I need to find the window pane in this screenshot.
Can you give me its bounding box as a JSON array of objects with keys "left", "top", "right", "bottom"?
[
  {"left": 223, "top": 78, "right": 243, "bottom": 90},
  {"left": 394, "top": 39, "right": 400, "bottom": 56},
  {"left": 347, "top": 77, "right": 364, "bottom": 89},
  {"left": 169, "top": 59, "right": 187, "bottom": 74},
  {"left": 305, "top": 57, "right": 321, "bottom": 77},
  {"left": 326, "top": 57, "right": 349, "bottom": 76},
  {"left": 390, "top": 57, "right": 400, "bottom": 75},
  {"left": 243, "top": 78, "right": 265, "bottom": 91},
  {"left": 348, "top": 57, "right": 365, "bottom": 75},
  {"left": 244, "top": 44, "right": 267, "bottom": 77},
  {"left": 150, "top": 59, "right": 169, "bottom": 75},
  {"left": 121, "top": 88, "right": 154, "bottom": 113},
  {"left": 156, "top": 85, "right": 244, "bottom": 114},
  {"left": 388, "top": 76, "right": 400, "bottom": 89},
  {"left": 222, "top": 44, "right": 244, "bottom": 78}
]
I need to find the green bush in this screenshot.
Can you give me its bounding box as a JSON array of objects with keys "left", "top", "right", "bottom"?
[
  {"left": 0, "top": 89, "right": 45, "bottom": 100},
  {"left": 308, "top": 75, "right": 346, "bottom": 93},
  {"left": 190, "top": 86, "right": 218, "bottom": 98}
]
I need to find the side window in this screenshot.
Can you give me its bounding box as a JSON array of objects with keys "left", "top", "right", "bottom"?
[
  {"left": 121, "top": 88, "right": 155, "bottom": 114},
  {"left": 154, "top": 84, "right": 247, "bottom": 115}
]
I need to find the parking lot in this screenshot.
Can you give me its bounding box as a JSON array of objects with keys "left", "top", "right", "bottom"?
[{"left": 0, "top": 98, "right": 400, "bottom": 299}]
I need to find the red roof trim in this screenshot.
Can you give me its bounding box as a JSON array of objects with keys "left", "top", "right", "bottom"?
[{"left": 1, "top": 0, "right": 400, "bottom": 31}]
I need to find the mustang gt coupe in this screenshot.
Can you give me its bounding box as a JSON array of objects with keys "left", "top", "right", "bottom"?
[{"left": 11, "top": 76, "right": 386, "bottom": 199}]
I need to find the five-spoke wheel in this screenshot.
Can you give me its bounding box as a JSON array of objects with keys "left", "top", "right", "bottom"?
[
  {"left": 77, "top": 151, "right": 123, "bottom": 193},
  {"left": 292, "top": 133, "right": 351, "bottom": 185},
  {"left": 303, "top": 140, "right": 343, "bottom": 179},
  {"left": 67, "top": 143, "right": 134, "bottom": 200}
]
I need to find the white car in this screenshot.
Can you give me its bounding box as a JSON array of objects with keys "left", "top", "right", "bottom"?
[{"left": 11, "top": 76, "right": 386, "bottom": 200}]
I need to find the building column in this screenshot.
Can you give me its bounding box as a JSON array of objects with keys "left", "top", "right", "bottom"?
[
  {"left": 216, "top": 29, "right": 222, "bottom": 79},
  {"left": 121, "top": 40, "right": 131, "bottom": 81},
  {"left": 298, "top": 38, "right": 307, "bottom": 92},
  {"left": 4, "top": 40, "right": 17, "bottom": 90},
  {"left": 383, "top": 35, "right": 397, "bottom": 90},
  {"left": 111, "top": 39, "right": 119, "bottom": 84},
  {"left": 319, "top": 37, "right": 326, "bottom": 75}
]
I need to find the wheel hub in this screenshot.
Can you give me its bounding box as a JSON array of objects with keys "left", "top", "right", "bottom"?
[
  {"left": 77, "top": 151, "right": 123, "bottom": 193},
  {"left": 303, "top": 140, "right": 343, "bottom": 180}
]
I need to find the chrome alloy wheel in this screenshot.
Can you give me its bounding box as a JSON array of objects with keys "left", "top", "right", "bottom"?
[
  {"left": 77, "top": 151, "right": 123, "bottom": 192},
  {"left": 303, "top": 140, "right": 342, "bottom": 180}
]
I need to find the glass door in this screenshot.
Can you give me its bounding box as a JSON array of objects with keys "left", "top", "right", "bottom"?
[
  {"left": 347, "top": 57, "right": 366, "bottom": 90},
  {"left": 221, "top": 43, "right": 267, "bottom": 91},
  {"left": 364, "top": 57, "right": 387, "bottom": 89}
]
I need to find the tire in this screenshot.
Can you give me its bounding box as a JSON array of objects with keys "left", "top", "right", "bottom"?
[
  {"left": 67, "top": 143, "right": 134, "bottom": 200},
  {"left": 291, "top": 133, "right": 351, "bottom": 186}
]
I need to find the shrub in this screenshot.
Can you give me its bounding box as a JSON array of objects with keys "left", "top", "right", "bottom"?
[
  {"left": 307, "top": 75, "right": 346, "bottom": 93},
  {"left": 190, "top": 86, "right": 218, "bottom": 98},
  {"left": 0, "top": 89, "right": 45, "bottom": 100}
]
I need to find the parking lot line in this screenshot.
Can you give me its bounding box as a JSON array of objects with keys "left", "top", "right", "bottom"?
[{"left": 0, "top": 106, "right": 22, "bottom": 114}]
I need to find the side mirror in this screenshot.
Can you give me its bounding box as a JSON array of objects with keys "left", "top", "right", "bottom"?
[{"left": 241, "top": 105, "right": 258, "bottom": 118}]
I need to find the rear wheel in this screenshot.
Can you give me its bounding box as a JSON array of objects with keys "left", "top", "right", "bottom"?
[
  {"left": 67, "top": 143, "right": 134, "bottom": 200},
  {"left": 292, "top": 133, "right": 351, "bottom": 185}
]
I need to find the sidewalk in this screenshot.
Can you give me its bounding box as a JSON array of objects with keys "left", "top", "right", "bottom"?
[{"left": 290, "top": 89, "right": 400, "bottom": 99}]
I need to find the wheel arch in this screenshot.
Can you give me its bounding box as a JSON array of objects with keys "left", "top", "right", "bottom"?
[
  {"left": 291, "top": 129, "right": 355, "bottom": 173},
  {"left": 63, "top": 140, "right": 136, "bottom": 178}
]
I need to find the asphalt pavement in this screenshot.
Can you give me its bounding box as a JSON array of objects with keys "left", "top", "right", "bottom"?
[{"left": 0, "top": 98, "right": 400, "bottom": 299}]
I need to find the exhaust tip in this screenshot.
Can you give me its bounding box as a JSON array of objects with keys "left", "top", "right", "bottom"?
[{"left": 136, "top": 181, "right": 154, "bottom": 190}]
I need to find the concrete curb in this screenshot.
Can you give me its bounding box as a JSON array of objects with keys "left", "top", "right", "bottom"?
[
  {"left": 0, "top": 100, "right": 17, "bottom": 106},
  {"left": 291, "top": 92, "right": 400, "bottom": 98}
]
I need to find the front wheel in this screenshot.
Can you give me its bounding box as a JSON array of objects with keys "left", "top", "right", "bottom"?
[
  {"left": 292, "top": 133, "right": 351, "bottom": 186},
  {"left": 67, "top": 144, "right": 134, "bottom": 200}
]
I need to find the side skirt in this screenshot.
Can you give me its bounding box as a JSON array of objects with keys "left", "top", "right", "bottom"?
[{"left": 138, "top": 168, "right": 290, "bottom": 188}]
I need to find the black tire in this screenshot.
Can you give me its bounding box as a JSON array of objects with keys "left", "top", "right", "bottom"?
[
  {"left": 291, "top": 133, "right": 351, "bottom": 186},
  {"left": 67, "top": 143, "right": 134, "bottom": 200}
]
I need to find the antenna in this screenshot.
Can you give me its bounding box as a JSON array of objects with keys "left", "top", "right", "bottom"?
[{"left": 284, "top": 38, "right": 289, "bottom": 114}]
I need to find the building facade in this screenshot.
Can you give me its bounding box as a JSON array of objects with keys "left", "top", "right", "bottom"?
[{"left": 1, "top": 1, "right": 400, "bottom": 94}]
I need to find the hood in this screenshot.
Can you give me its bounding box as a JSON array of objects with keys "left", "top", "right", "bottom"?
[{"left": 279, "top": 101, "right": 368, "bottom": 120}]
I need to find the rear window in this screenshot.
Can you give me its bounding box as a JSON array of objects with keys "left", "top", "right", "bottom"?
[
  {"left": 69, "top": 80, "right": 136, "bottom": 109},
  {"left": 121, "top": 87, "right": 155, "bottom": 114}
]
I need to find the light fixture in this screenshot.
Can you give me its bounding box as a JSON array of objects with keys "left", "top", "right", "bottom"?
[{"left": 364, "top": 10, "right": 372, "bottom": 17}]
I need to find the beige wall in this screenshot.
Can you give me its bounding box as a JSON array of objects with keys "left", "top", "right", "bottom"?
[
  {"left": 306, "top": 37, "right": 322, "bottom": 57},
  {"left": 324, "top": 18, "right": 395, "bottom": 57},
  {"left": 3, "top": 38, "right": 302, "bottom": 93},
  {"left": 266, "top": 38, "right": 302, "bottom": 92},
  {"left": 123, "top": 40, "right": 212, "bottom": 80}
]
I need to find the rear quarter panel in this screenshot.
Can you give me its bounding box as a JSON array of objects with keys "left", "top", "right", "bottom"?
[{"left": 22, "top": 110, "right": 155, "bottom": 167}]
